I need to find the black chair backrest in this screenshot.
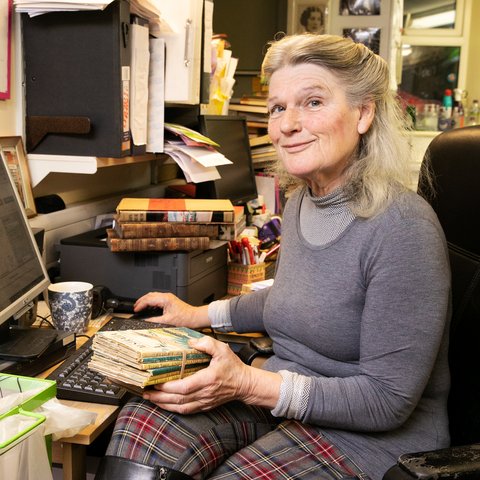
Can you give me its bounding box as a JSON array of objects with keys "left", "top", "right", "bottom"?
[{"left": 418, "top": 126, "right": 480, "bottom": 446}]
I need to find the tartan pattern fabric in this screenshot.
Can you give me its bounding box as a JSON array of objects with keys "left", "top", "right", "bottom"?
[{"left": 106, "top": 397, "right": 370, "bottom": 480}]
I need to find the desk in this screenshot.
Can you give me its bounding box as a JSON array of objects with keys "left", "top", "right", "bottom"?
[
  {"left": 49, "top": 400, "right": 118, "bottom": 480},
  {"left": 36, "top": 307, "right": 121, "bottom": 480}
]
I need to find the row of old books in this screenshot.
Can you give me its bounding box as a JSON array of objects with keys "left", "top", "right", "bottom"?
[
  {"left": 89, "top": 327, "right": 211, "bottom": 394},
  {"left": 107, "top": 197, "right": 244, "bottom": 252},
  {"left": 249, "top": 133, "right": 277, "bottom": 167}
]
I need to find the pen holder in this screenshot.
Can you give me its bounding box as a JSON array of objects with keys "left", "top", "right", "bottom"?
[{"left": 227, "top": 263, "right": 266, "bottom": 296}]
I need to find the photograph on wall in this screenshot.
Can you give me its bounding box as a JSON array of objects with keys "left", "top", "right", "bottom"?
[
  {"left": 0, "top": 136, "right": 36, "bottom": 218},
  {"left": 340, "top": 0, "right": 380, "bottom": 15},
  {"left": 289, "top": 1, "right": 329, "bottom": 34},
  {"left": 343, "top": 27, "right": 381, "bottom": 54}
]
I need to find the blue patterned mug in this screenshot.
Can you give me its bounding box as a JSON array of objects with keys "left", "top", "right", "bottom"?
[{"left": 48, "top": 281, "right": 93, "bottom": 333}]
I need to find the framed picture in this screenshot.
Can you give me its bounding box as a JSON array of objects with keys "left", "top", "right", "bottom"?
[
  {"left": 339, "top": 0, "right": 381, "bottom": 16},
  {"left": 0, "top": 136, "right": 36, "bottom": 218},
  {"left": 343, "top": 27, "right": 381, "bottom": 54},
  {"left": 288, "top": 1, "right": 329, "bottom": 34}
]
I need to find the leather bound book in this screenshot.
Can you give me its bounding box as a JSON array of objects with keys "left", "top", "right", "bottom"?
[
  {"left": 112, "top": 218, "right": 219, "bottom": 239},
  {"left": 106, "top": 229, "right": 210, "bottom": 252}
]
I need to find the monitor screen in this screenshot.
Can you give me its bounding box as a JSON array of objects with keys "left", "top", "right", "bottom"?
[
  {"left": 0, "top": 149, "right": 50, "bottom": 355},
  {"left": 196, "top": 115, "right": 258, "bottom": 206}
]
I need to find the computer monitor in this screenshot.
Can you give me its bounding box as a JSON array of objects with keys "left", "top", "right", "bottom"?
[
  {"left": 196, "top": 115, "right": 258, "bottom": 206},
  {"left": 0, "top": 148, "right": 53, "bottom": 360}
]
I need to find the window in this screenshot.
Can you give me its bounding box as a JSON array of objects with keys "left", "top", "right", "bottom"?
[{"left": 399, "top": 0, "right": 468, "bottom": 105}]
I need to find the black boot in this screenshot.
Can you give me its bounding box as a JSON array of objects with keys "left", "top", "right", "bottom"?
[{"left": 94, "top": 455, "right": 194, "bottom": 480}]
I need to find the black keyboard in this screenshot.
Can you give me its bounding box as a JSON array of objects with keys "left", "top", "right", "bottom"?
[{"left": 47, "top": 316, "right": 167, "bottom": 405}]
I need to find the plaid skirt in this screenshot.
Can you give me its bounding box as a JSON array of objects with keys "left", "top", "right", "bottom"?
[{"left": 106, "top": 397, "right": 371, "bottom": 480}]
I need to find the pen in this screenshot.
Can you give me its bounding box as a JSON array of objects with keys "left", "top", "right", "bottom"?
[
  {"left": 253, "top": 245, "right": 259, "bottom": 264},
  {"left": 241, "top": 247, "right": 248, "bottom": 265},
  {"left": 241, "top": 237, "right": 255, "bottom": 264},
  {"left": 243, "top": 246, "right": 250, "bottom": 264}
]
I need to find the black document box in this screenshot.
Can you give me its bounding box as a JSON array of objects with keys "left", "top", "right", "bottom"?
[{"left": 22, "top": 0, "right": 131, "bottom": 157}]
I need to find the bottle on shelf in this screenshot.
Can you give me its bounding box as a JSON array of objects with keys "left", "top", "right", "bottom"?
[
  {"left": 451, "top": 106, "right": 462, "bottom": 129},
  {"left": 438, "top": 106, "right": 451, "bottom": 132},
  {"left": 415, "top": 103, "right": 438, "bottom": 131},
  {"left": 442, "top": 89, "right": 453, "bottom": 119},
  {"left": 452, "top": 89, "right": 465, "bottom": 129},
  {"left": 466, "top": 99, "right": 479, "bottom": 126}
]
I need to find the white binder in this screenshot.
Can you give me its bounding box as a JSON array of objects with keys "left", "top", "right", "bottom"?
[{"left": 153, "top": 0, "right": 204, "bottom": 104}]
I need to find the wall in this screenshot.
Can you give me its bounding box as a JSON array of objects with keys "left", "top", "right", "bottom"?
[{"left": 212, "top": 0, "right": 288, "bottom": 98}]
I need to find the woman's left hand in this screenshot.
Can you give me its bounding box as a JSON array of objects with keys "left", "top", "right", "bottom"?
[{"left": 142, "top": 335, "right": 280, "bottom": 414}]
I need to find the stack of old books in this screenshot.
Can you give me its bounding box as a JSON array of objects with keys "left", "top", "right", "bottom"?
[
  {"left": 249, "top": 133, "right": 277, "bottom": 167},
  {"left": 88, "top": 327, "right": 211, "bottom": 392},
  {"left": 107, "top": 197, "right": 236, "bottom": 252}
]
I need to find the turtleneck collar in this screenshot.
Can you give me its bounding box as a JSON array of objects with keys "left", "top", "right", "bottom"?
[{"left": 304, "top": 186, "right": 350, "bottom": 209}]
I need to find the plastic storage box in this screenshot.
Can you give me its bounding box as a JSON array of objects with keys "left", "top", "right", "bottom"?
[{"left": 0, "top": 374, "right": 56, "bottom": 455}]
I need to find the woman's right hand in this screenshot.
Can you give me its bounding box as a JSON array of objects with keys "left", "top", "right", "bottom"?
[{"left": 133, "top": 292, "right": 210, "bottom": 329}]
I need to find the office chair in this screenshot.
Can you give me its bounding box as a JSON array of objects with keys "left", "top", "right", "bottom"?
[{"left": 383, "top": 125, "right": 480, "bottom": 479}]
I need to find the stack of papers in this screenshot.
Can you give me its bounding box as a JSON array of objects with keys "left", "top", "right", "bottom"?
[
  {"left": 205, "top": 36, "right": 238, "bottom": 115},
  {"left": 14, "top": 0, "right": 114, "bottom": 16},
  {"left": 14, "top": 0, "right": 172, "bottom": 32},
  {"left": 164, "top": 123, "right": 233, "bottom": 183},
  {"left": 130, "top": 0, "right": 173, "bottom": 36},
  {"left": 250, "top": 278, "right": 274, "bottom": 291}
]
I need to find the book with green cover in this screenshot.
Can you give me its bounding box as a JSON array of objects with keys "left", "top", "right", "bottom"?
[{"left": 89, "top": 327, "right": 211, "bottom": 389}]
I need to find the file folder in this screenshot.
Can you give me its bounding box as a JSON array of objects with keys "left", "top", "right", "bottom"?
[{"left": 22, "top": 0, "right": 131, "bottom": 157}]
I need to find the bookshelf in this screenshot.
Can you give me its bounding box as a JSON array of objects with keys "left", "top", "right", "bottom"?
[
  {"left": 228, "top": 103, "right": 268, "bottom": 115},
  {"left": 228, "top": 101, "right": 277, "bottom": 170}
]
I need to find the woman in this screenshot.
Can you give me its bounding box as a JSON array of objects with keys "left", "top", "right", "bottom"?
[
  {"left": 299, "top": 6, "right": 324, "bottom": 34},
  {"left": 96, "top": 34, "right": 451, "bottom": 480}
]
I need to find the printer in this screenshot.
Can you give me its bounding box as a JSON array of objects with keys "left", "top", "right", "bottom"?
[{"left": 59, "top": 228, "right": 228, "bottom": 305}]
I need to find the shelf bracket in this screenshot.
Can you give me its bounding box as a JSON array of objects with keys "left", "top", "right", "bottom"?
[{"left": 27, "top": 154, "right": 98, "bottom": 187}]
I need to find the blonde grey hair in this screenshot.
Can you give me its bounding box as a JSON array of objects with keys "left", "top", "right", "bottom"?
[{"left": 262, "top": 33, "right": 414, "bottom": 218}]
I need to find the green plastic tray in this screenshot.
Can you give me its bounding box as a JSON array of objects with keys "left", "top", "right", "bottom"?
[{"left": 0, "top": 373, "right": 56, "bottom": 454}]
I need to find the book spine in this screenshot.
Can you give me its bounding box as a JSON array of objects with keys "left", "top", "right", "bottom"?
[
  {"left": 218, "top": 223, "right": 236, "bottom": 241},
  {"left": 148, "top": 361, "right": 210, "bottom": 376},
  {"left": 107, "top": 233, "right": 211, "bottom": 252},
  {"left": 116, "top": 210, "right": 234, "bottom": 223},
  {"left": 115, "top": 221, "right": 219, "bottom": 239},
  {"left": 144, "top": 367, "right": 206, "bottom": 386}
]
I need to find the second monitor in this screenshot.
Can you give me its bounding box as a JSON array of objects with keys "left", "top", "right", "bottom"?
[{"left": 196, "top": 115, "right": 258, "bottom": 206}]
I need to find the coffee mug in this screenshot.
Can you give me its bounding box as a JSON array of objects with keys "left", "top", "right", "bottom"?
[{"left": 48, "top": 281, "right": 93, "bottom": 334}]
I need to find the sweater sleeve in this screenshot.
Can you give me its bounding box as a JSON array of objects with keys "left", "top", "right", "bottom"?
[{"left": 229, "top": 287, "right": 271, "bottom": 333}]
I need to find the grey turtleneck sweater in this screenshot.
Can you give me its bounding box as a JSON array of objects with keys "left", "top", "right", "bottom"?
[{"left": 209, "top": 186, "right": 451, "bottom": 479}]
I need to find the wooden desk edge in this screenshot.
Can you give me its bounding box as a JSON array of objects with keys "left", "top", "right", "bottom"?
[{"left": 56, "top": 400, "right": 119, "bottom": 445}]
